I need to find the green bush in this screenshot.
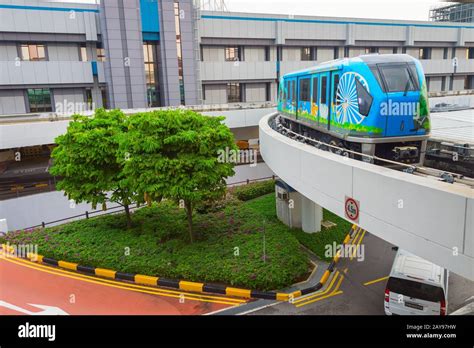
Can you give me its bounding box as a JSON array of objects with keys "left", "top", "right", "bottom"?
[
  {"left": 232, "top": 179, "right": 275, "bottom": 201},
  {"left": 3, "top": 194, "right": 309, "bottom": 291}
]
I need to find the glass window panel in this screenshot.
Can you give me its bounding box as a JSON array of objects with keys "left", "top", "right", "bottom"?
[
  {"left": 29, "top": 45, "right": 38, "bottom": 60},
  {"left": 21, "top": 46, "right": 29, "bottom": 60},
  {"left": 379, "top": 65, "right": 417, "bottom": 93},
  {"left": 37, "top": 45, "right": 46, "bottom": 60}
]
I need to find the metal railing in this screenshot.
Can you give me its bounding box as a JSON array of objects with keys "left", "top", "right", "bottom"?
[{"left": 17, "top": 176, "right": 277, "bottom": 232}]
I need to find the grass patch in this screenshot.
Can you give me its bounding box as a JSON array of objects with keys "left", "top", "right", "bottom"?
[
  {"left": 2, "top": 194, "right": 310, "bottom": 291},
  {"left": 290, "top": 210, "right": 353, "bottom": 262}
]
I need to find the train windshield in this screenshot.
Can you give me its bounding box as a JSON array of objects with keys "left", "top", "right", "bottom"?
[{"left": 373, "top": 64, "right": 419, "bottom": 93}]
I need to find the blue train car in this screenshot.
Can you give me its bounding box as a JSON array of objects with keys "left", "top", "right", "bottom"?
[{"left": 277, "top": 54, "right": 431, "bottom": 164}]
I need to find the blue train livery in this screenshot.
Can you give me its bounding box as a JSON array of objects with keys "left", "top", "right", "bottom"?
[{"left": 277, "top": 54, "right": 431, "bottom": 164}]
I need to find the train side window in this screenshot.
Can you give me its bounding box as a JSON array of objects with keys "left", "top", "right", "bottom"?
[
  {"left": 332, "top": 73, "right": 340, "bottom": 103},
  {"left": 312, "top": 76, "right": 318, "bottom": 104},
  {"left": 291, "top": 81, "right": 296, "bottom": 103},
  {"left": 355, "top": 78, "right": 373, "bottom": 116},
  {"left": 320, "top": 76, "right": 328, "bottom": 105},
  {"left": 285, "top": 80, "right": 289, "bottom": 100},
  {"left": 369, "top": 65, "right": 385, "bottom": 91},
  {"left": 299, "top": 78, "right": 310, "bottom": 102}
]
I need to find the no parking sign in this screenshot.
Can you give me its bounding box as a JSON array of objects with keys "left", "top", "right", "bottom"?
[{"left": 345, "top": 196, "right": 360, "bottom": 223}]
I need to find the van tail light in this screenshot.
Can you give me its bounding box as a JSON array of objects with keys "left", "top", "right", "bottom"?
[
  {"left": 440, "top": 299, "right": 446, "bottom": 316},
  {"left": 385, "top": 288, "right": 390, "bottom": 303}
]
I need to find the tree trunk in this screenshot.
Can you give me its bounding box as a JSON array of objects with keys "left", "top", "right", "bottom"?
[
  {"left": 185, "top": 200, "right": 194, "bottom": 243},
  {"left": 124, "top": 204, "right": 132, "bottom": 229}
]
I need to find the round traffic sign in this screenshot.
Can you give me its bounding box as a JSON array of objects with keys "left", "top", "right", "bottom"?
[{"left": 345, "top": 197, "right": 359, "bottom": 222}]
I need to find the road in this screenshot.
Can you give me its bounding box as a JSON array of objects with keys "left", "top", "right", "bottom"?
[
  {"left": 0, "top": 255, "right": 246, "bottom": 315},
  {"left": 246, "top": 231, "right": 474, "bottom": 315}
]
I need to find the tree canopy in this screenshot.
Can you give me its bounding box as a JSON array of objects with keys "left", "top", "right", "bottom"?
[
  {"left": 50, "top": 109, "right": 138, "bottom": 228},
  {"left": 120, "top": 109, "right": 237, "bottom": 242}
]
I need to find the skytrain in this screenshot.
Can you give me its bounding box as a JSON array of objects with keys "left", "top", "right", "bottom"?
[{"left": 277, "top": 54, "right": 431, "bottom": 164}]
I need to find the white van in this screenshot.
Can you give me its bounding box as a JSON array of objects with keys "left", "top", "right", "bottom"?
[{"left": 384, "top": 248, "right": 448, "bottom": 315}]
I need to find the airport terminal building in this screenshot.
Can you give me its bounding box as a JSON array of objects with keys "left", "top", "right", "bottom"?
[{"left": 0, "top": 0, "right": 473, "bottom": 115}]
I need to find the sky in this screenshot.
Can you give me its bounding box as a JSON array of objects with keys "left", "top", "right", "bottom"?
[{"left": 55, "top": 0, "right": 452, "bottom": 21}]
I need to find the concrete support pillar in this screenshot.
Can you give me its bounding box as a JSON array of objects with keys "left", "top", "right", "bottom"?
[{"left": 301, "top": 195, "right": 322, "bottom": 233}]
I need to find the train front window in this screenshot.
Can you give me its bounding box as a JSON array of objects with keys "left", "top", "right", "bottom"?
[{"left": 379, "top": 64, "right": 417, "bottom": 93}]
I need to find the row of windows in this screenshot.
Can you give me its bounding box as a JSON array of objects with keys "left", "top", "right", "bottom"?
[
  {"left": 202, "top": 83, "right": 272, "bottom": 103},
  {"left": 426, "top": 75, "right": 474, "bottom": 91},
  {"left": 25, "top": 88, "right": 108, "bottom": 113},
  {"left": 16, "top": 43, "right": 106, "bottom": 62},
  {"left": 201, "top": 45, "right": 474, "bottom": 62}
]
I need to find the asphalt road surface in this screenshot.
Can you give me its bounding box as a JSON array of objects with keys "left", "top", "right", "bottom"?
[{"left": 0, "top": 255, "right": 246, "bottom": 315}]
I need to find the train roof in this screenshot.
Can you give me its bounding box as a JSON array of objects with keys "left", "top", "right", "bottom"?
[{"left": 282, "top": 54, "right": 419, "bottom": 78}]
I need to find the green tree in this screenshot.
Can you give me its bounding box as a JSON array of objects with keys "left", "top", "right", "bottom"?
[
  {"left": 121, "top": 109, "right": 237, "bottom": 242},
  {"left": 50, "top": 109, "right": 138, "bottom": 228}
]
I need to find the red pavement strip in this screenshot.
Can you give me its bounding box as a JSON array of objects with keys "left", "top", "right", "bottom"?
[{"left": 0, "top": 256, "right": 245, "bottom": 315}]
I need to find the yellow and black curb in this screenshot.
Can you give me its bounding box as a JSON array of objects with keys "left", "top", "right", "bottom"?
[
  {"left": 287, "top": 224, "right": 359, "bottom": 300},
  {"left": 0, "top": 224, "right": 359, "bottom": 302}
]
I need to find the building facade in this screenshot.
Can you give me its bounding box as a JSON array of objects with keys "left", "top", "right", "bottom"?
[
  {"left": 430, "top": 2, "right": 474, "bottom": 23},
  {"left": 0, "top": 0, "right": 474, "bottom": 116}
]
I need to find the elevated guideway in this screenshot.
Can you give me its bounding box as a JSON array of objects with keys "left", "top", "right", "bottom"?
[{"left": 260, "top": 112, "right": 474, "bottom": 281}]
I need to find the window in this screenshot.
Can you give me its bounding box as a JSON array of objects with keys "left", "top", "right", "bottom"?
[
  {"left": 284, "top": 80, "right": 289, "bottom": 100},
  {"left": 225, "top": 47, "right": 241, "bottom": 61},
  {"left": 27, "top": 89, "right": 52, "bottom": 113},
  {"left": 386, "top": 277, "right": 445, "bottom": 303},
  {"left": 291, "top": 80, "right": 296, "bottom": 102},
  {"left": 355, "top": 79, "right": 373, "bottom": 116},
  {"left": 365, "top": 47, "right": 378, "bottom": 54},
  {"left": 266, "top": 82, "right": 271, "bottom": 102},
  {"left": 227, "top": 83, "right": 242, "bottom": 103},
  {"left": 21, "top": 44, "right": 46, "bottom": 61},
  {"left": 467, "top": 48, "right": 474, "bottom": 59},
  {"left": 465, "top": 76, "right": 474, "bottom": 90},
  {"left": 299, "top": 78, "right": 310, "bottom": 102},
  {"left": 333, "top": 74, "right": 340, "bottom": 103},
  {"left": 320, "top": 76, "right": 327, "bottom": 105},
  {"left": 369, "top": 66, "right": 384, "bottom": 89},
  {"left": 441, "top": 76, "right": 446, "bottom": 91},
  {"left": 85, "top": 88, "right": 93, "bottom": 110},
  {"left": 80, "top": 45, "right": 88, "bottom": 62},
  {"left": 426, "top": 76, "right": 431, "bottom": 91},
  {"left": 334, "top": 47, "right": 339, "bottom": 59},
  {"left": 97, "top": 44, "right": 106, "bottom": 62},
  {"left": 344, "top": 47, "right": 350, "bottom": 58},
  {"left": 393, "top": 47, "right": 398, "bottom": 54},
  {"left": 301, "top": 47, "right": 311, "bottom": 61},
  {"left": 443, "top": 48, "right": 449, "bottom": 60},
  {"left": 419, "top": 48, "right": 431, "bottom": 60},
  {"left": 312, "top": 76, "right": 318, "bottom": 103},
  {"left": 402, "top": 47, "right": 407, "bottom": 54},
  {"left": 265, "top": 46, "right": 270, "bottom": 61},
  {"left": 143, "top": 43, "right": 160, "bottom": 107},
  {"left": 100, "top": 87, "right": 108, "bottom": 109},
  {"left": 379, "top": 64, "right": 418, "bottom": 93}
]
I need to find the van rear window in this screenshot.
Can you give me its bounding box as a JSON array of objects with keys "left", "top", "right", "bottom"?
[{"left": 387, "top": 277, "right": 445, "bottom": 303}]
